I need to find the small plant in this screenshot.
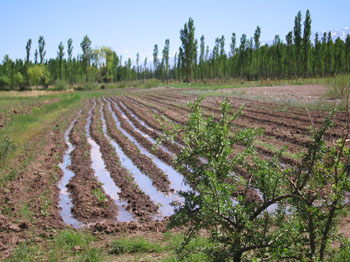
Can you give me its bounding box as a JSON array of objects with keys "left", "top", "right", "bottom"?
[
  {"left": 109, "top": 237, "right": 164, "bottom": 255},
  {"left": 161, "top": 97, "right": 350, "bottom": 262},
  {"left": 53, "top": 79, "right": 69, "bottom": 90},
  {"left": 326, "top": 74, "right": 350, "bottom": 99},
  {"left": 92, "top": 187, "right": 107, "bottom": 203},
  {"left": 0, "top": 135, "right": 15, "bottom": 167}
]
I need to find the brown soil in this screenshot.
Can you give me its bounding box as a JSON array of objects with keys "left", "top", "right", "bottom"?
[
  {"left": 0, "top": 105, "right": 81, "bottom": 259},
  {"left": 90, "top": 101, "right": 158, "bottom": 221},
  {"left": 67, "top": 101, "right": 118, "bottom": 222},
  {"left": 104, "top": 100, "right": 171, "bottom": 194}
]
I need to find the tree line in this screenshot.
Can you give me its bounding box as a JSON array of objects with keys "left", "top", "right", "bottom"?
[{"left": 1, "top": 10, "right": 350, "bottom": 90}]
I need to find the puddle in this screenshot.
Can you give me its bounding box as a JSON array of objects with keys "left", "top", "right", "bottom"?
[
  {"left": 119, "top": 101, "right": 184, "bottom": 149},
  {"left": 102, "top": 102, "right": 177, "bottom": 218},
  {"left": 58, "top": 112, "right": 83, "bottom": 228},
  {"left": 86, "top": 102, "right": 134, "bottom": 222},
  {"left": 113, "top": 101, "right": 173, "bottom": 155},
  {"left": 119, "top": 101, "right": 161, "bottom": 135},
  {"left": 108, "top": 100, "right": 190, "bottom": 194}
]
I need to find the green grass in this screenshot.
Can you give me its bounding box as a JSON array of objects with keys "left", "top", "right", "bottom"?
[
  {"left": 164, "top": 77, "right": 332, "bottom": 90},
  {"left": 109, "top": 236, "right": 165, "bottom": 255},
  {"left": 7, "top": 230, "right": 103, "bottom": 262},
  {"left": 108, "top": 233, "right": 209, "bottom": 261}
]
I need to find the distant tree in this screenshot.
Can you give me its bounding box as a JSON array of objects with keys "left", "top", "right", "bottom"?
[
  {"left": 285, "top": 31, "right": 294, "bottom": 78},
  {"left": 136, "top": 52, "right": 140, "bottom": 80},
  {"left": 80, "top": 35, "right": 92, "bottom": 82},
  {"left": 199, "top": 35, "right": 205, "bottom": 80},
  {"left": 294, "top": 11, "right": 302, "bottom": 77},
  {"left": 162, "top": 39, "right": 170, "bottom": 82},
  {"left": 143, "top": 57, "right": 148, "bottom": 80},
  {"left": 34, "top": 49, "right": 38, "bottom": 64},
  {"left": 346, "top": 34, "right": 350, "bottom": 73},
  {"left": 179, "top": 17, "right": 198, "bottom": 82},
  {"left": 57, "top": 42, "right": 65, "bottom": 79},
  {"left": 38, "top": 36, "right": 46, "bottom": 64},
  {"left": 253, "top": 26, "right": 261, "bottom": 79},
  {"left": 67, "top": 38, "right": 73, "bottom": 85},
  {"left": 27, "top": 64, "right": 51, "bottom": 88},
  {"left": 303, "top": 10, "right": 312, "bottom": 78},
  {"left": 25, "top": 39, "right": 32, "bottom": 64},
  {"left": 153, "top": 44, "right": 159, "bottom": 78}
]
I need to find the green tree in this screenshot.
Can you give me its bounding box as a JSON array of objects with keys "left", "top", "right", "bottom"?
[
  {"left": 303, "top": 10, "right": 312, "bottom": 78},
  {"left": 80, "top": 35, "right": 92, "bottom": 82},
  {"left": 294, "top": 11, "right": 302, "bottom": 77},
  {"left": 57, "top": 42, "right": 65, "bottom": 79},
  {"left": 162, "top": 98, "right": 350, "bottom": 262},
  {"left": 153, "top": 44, "right": 159, "bottom": 78},
  {"left": 162, "top": 39, "right": 170, "bottom": 83},
  {"left": 38, "top": 36, "right": 46, "bottom": 64},
  {"left": 67, "top": 38, "right": 74, "bottom": 85},
  {"left": 179, "top": 17, "right": 198, "bottom": 82},
  {"left": 27, "top": 64, "right": 51, "bottom": 88},
  {"left": 25, "top": 39, "right": 32, "bottom": 64}
]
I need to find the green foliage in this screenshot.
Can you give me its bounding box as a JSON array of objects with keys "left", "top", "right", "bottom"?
[
  {"left": 74, "top": 82, "right": 98, "bottom": 91},
  {"left": 0, "top": 136, "right": 15, "bottom": 167},
  {"left": 27, "top": 64, "right": 51, "bottom": 88},
  {"left": 162, "top": 98, "right": 350, "bottom": 262},
  {"left": 53, "top": 79, "right": 68, "bottom": 90},
  {"left": 326, "top": 74, "right": 350, "bottom": 99},
  {"left": 92, "top": 186, "right": 107, "bottom": 203},
  {"left": 109, "top": 236, "right": 165, "bottom": 255},
  {"left": 0, "top": 75, "right": 11, "bottom": 90}
]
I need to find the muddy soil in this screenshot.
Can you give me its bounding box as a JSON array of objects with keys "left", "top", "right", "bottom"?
[
  {"left": 67, "top": 101, "right": 118, "bottom": 222},
  {"left": 0, "top": 105, "right": 80, "bottom": 259},
  {"left": 116, "top": 99, "right": 181, "bottom": 154},
  {"left": 103, "top": 101, "right": 171, "bottom": 194},
  {"left": 90, "top": 101, "right": 158, "bottom": 221}
]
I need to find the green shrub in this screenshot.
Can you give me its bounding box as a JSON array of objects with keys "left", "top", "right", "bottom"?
[
  {"left": 109, "top": 237, "right": 164, "bottom": 255},
  {"left": 326, "top": 74, "right": 350, "bottom": 99},
  {"left": 53, "top": 79, "right": 69, "bottom": 90},
  {"left": 74, "top": 82, "right": 98, "bottom": 91},
  {"left": 0, "top": 135, "right": 15, "bottom": 167}
]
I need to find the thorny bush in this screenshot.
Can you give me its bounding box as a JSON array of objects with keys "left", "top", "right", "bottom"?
[{"left": 159, "top": 97, "right": 350, "bottom": 262}]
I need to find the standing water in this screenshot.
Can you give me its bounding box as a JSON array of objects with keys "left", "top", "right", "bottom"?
[
  {"left": 58, "top": 112, "right": 83, "bottom": 228},
  {"left": 86, "top": 102, "right": 134, "bottom": 222}
]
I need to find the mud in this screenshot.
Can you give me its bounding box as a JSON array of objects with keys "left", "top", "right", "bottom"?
[
  {"left": 67, "top": 101, "right": 118, "bottom": 222},
  {"left": 104, "top": 100, "right": 171, "bottom": 194},
  {"left": 91, "top": 101, "right": 158, "bottom": 221}
]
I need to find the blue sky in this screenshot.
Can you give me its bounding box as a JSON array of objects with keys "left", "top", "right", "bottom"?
[{"left": 1, "top": 0, "right": 349, "bottom": 64}]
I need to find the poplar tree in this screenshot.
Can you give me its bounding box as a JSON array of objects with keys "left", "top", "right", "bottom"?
[
  {"left": 25, "top": 39, "right": 32, "bottom": 64},
  {"left": 303, "top": 10, "right": 312, "bottom": 77},
  {"left": 179, "top": 17, "right": 198, "bottom": 82},
  {"left": 199, "top": 35, "right": 205, "bottom": 80},
  {"left": 67, "top": 38, "right": 73, "bottom": 85},
  {"left": 57, "top": 42, "right": 64, "bottom": 79},
  {"left": 294, "top": 11, "right": 302, "bottom": 77},
  {"left": 80, "top": 35, "right": 92, "bottom": 82},
  {"left": 153, "top": 44, "right": 159, "bottom": 78},
  {"left": 253, "top": 26, "right": 261, "bottom": 79},
  {"left": 38, "top": 36, "right": 46, "bottom": 64},
  {"left": 162, "top": 39, "right": 170, "bottom": 83}
]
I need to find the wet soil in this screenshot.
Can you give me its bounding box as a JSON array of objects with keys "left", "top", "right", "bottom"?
[
  {"left": 67, "top": 101, "right": 118, "bottom": 222},
  {"left": 91, "top": 101, "right": 158, "bottom": 221},
  {"left": 104, "top": 101, "right": 171, "bottom": 194}
]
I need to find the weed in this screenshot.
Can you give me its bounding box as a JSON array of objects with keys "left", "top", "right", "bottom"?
[
  {"left": 109, "top": 236, "right": 165, "bottom": 255},
  {"left": 0, "top": 135, "right": 15, "bottom": 167},
  {"left": 92, "top": 187, "right": 107, "bottom": 203}
]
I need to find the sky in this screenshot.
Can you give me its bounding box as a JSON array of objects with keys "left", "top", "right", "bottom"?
[{"left": 1, "top": 0, "right": 349, "bottom": 65}]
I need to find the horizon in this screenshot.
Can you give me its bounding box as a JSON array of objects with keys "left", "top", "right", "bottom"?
[{"left": 1, "top": 0, "right": 349, "bottom": 64}]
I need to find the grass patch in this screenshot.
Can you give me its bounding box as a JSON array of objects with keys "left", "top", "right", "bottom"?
[
  {"left": 109, "top": 236, "right": 165, "bottom": 255},
  {"left": 7, "top": 230, "right": 103, "bottom": 262}
]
